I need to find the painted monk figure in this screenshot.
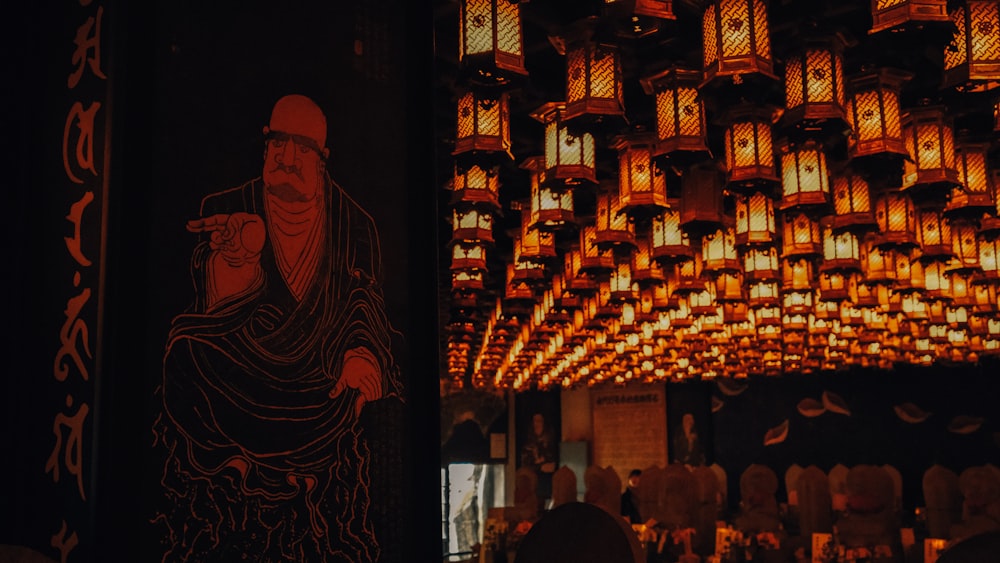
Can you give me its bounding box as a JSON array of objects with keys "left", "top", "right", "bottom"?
[{"left": 154, "top": 94, "right": 401, "bottom": 562}]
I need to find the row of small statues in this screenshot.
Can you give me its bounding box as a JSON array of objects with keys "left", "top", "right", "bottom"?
[{"left": 510, "top": 462, "right": 1000, "bottom": 562}]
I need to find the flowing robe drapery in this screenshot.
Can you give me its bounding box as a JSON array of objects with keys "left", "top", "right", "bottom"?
[{"left": 154, "top": 177, "right": 401, "bottom": 562}]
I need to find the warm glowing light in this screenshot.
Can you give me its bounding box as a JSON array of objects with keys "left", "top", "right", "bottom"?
[
  {"left": 531, "top": 102, "right": 597, "bottom": 186},
  {"left": 454, "top": 90, "right": 512, "bottom": 158},
  {"left": 615, "top": 137, "right": 669, "bottom": 214},
  {"left": 702, "top": 0, "right": 775, "bottom": 84},
  {"left": 459, "top": 0, "right": 527, "bottom": 80},
  {"left": 723, "top": 106, "right": 779, "bottom": 188},
  {"left": 452, "top": 164, "right": 501, "bottom": 210},
  {"left": 452, "top": 208, "right": 495, "bottom": 244},
  {"left": 944, "top": 1, "right": 1000, "bottom": 89},
  {"left": 780, "top": 140, "right": 831, "bottom": 210},
  {"left": 641, "top": 68, "right": 709, "bottom": 156},
  {"left": 565, "top": 42, "right": 626, "bottom": 122},
  {"left": 782, "top": 38, "right": 847, "bottom": 123},
  {"left": 845, "top": 69, "right": 911, "bottom": 159},
  {"left": 901, "top": 105, "right": 959, "bottom": 191}
]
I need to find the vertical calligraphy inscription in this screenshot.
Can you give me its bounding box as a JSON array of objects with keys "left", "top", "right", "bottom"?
[{"left": 46, "top": 1, "right": 109, "bottom": 560}]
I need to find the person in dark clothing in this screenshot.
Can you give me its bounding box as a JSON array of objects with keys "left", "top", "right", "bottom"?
[{"left": 622, "top": 468, "right": 643, "bottom": 524}]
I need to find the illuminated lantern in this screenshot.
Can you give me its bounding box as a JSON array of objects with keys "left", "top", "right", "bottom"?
[
  {"left": 947, "top": 142, "right": 996, "bottom": 216},
  {"left": 735, "top": 191, "right": 776, "bottom": 246},
  {"left": 781, "top": 212, "right": 823, "bottom": 258},
  {"left": 524, "top": 156, "right": 574, "bottom": 231},
  {"left": 452, "top": 208, "right": 494, "bottom": 244},
  {"left": 453, "top": 270, "right": 485, "bottom": 292},
  {"left": 821, "top": 223, "right": 862, "bottom": 272},
  {"left": 614, "top": 136, "right": 669, "bottom": 216},
  {"left": 453, "top": 90, "right": 512, "bottom": 161},
  {"left": 901, "top": 105, "right": 959, "bottom": 193},
  {"left": 452, "top": 164, "right": 501, "bottom": 212},
  {"left": 680, "top": 162, "right": 727, "bottom": 237},
  {"left": 564, "top": 42, "right": 626, "bottom": 125},
  {"left": 980, "top": 236, "right": 1000, "bottom": 280},
  {"left": 951, "top": 220, "right": 981, "bottom": 269},
  {"left": 633, "top": 235, "right": 666, "bottom": 285},
  {"left": 459, "top": 0, "right": 527, "bottom": 82},
  {"left": 923, "top": 261, "right": 952, "bottom": 300},
  {"left": 563, "top": 249, "right": 597, "bottom": 294},
  {"left": 451, "top": 242, "right": 488, "bottom": 272},
  {"left": 831, "top": 172, "right": 877, "bottom": 233},
  {"left": 782, "top": 36, "right": 847, "bottom": 125},
  {"left": 651, "top": 206, "right": 695, "bottom": 263},
  {"left": 594, "top": 186, "right": 637, "bottom": 253},
  {"left": 744, "top": 245, "right": 780, "bottom": 282},
  {"left": 640, "top": 68, "right": 710, "bottom": 157},
  {"left": 531, "top": 102, "right": 597, "bottom": 186},
  {"left": 779, "top": 140, "right": 831, "bottom": 210},
  {"left": 872, "top": 190, "right": 918, "bottom": 248},
  {"left": 748, "top": 280, "right": 780, "bottom": 307},
  {"left": 702, "top": 0, "right": 776, "bottom": 85},
  {"left": 917, "top": 207, "right": 954, "bottom": 259},
  {"left": 702, "top": 228, "right": 741, "bottom": 273},
  {"left": 512, "top": 238, "right": 546, "bottom": 285},
  {"left": 819, "top": 271, "right": 857, "bottom": 302},
  {"left": 714, "top": 272, "right": 745, "bottom": 302},
  {"left": 579, "top": 223, "right": 615, "bottom": 274},
  {"left": 870, "top": 0, "right": 949, "bottom": 34},
  {"left": 723, "top": 106, "right": 779, "bottom": 190},
  {"left": 610, "top": 262, "right": 638, "bottom": 302},
  {"left": 518, "top": 210, "right": 556, "bottom": 264},
  {"left": 782, "top": 258, "right": 815, "bottom": 292},
  {"left": 944, "top": 1, "right": 1000, "bottom": 88},
  {"left": 845, "top": 68, "right": 911, "bottom": 159},
  {"left": 949, "top": 271, "right": 976, "bottom": 307}
]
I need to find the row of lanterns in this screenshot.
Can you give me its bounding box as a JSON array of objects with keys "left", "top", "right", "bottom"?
[{"left": 444, "top": 0, "right": 1000, "bottom": 390}]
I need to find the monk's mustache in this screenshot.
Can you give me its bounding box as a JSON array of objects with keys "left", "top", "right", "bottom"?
[
  {"left": 269, "top": 163, "right": 303, "bottom": 181},
  {"left": 266, "top": 182, "right": 309, "bottom": 203}
]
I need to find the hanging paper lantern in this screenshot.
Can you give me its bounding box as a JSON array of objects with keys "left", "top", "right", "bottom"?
[
  {"left": 651, "top": 206, "right": 695, "bottom": 263},
  {"left": 782, "top": 36, "right": 848, "bottom": 125},
  {"left": 453, "top": 270, "right": 485, "bottom": 292},
  {"left": 947, "top": 142, "right": 996, "bottom": 217},
  {"left": 831, "top": 171, "right": 877, "bottom": 233},
  {"left": 872, "top": 190, "right": 918, "bottom": 248},
  {"left": 614, "top": 136, "right": 669, "bottom": 216},
  {"left": 594, "top": 185, "right": 637, "bottom": 253},
  {"left": 524, "top": 156, "right": 574, "bottom": 231},
  {"left": 980, "top": 236, "right": 1000, "bottom": 281},
  {"left": 845, "top": 68, "right": 911, "bottom": 159},
  {"left": 870, "top": 0, "right": 949, "bottom": 35},
  {"left": 579, "top": 223, "right": 615, "bottom": 274},
  {"left": 917, "top": 207, "right": 954, "bottom": 259},
  {"left": 531, "top": 102, "right": 597, "bottom": 186},
  {"left": 901, "top": 105, "right": 959, "bottom": 194},
  {"left": 518, "top": 209, "right": 557, "bottom": 264},
  {"left": 951, "top": 219, "right": 981, "bottom": 270},
  {"left": 722, "top": 106, "right": 779, "bottom": 190},
  {"left": 702, "top": 0, "right": 776, "bottom": 85},
  {"left": 779, "top": 140, "right": 831, "bottom": 210},
  {"left": 821, "top": 223, "right": 862, "bottom": 272},
  {"left": 781, "top": 212, "right": 823, "bottom": 258},
  {"left": 451, "top": 163, "right": 501, "bottom": 210},
  {"left": 564, "top": 42, "right": 626, "bottom": 124},
  {"left": 734, "top": 191, "right": 777, "bottom": 246},
  {"left": 640, "top": 67, "right": 710, "bottom": 157},
  {"left": 744, "top": 245, "right": 780, "bottom": 282},
  {"left": 633, "top": 235, "right": 667, "bottom": 285},
  {"left": 459, "top": 0, "right": 527, "bottom": 82},
  {"left": 702, "top": 227, "right": 741, "bottom": 274},
  {"left": 453, "top": 90, "right": 512, "bottom": 160},
  {"left": 944, "top": 1, "right": 1000, "bottom": 89},
  {"left": 452, "top": 208, "right": 495, "bottom": 244},
  {"left": 451, "top": 242, "right": 488, "bottom": 272}
]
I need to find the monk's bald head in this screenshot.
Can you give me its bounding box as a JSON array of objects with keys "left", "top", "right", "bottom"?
[{"left": 263, "top": 94, "right": 327, "bottom": 155}]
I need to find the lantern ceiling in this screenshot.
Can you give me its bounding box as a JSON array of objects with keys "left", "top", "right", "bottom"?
[{"left": 434, "top": 0, "right": 1000, "bottom": 393}]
